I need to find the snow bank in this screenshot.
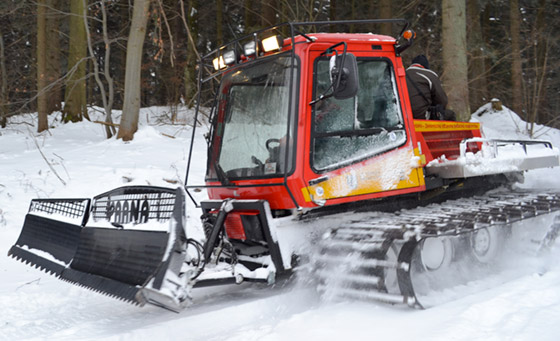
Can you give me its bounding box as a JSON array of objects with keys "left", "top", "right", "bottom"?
[
  {"left": 0, "top": 103, "right": 559, "bottom": 340},
  {"left": 471, "top": 102, "right": 560, "bottom": 189}
]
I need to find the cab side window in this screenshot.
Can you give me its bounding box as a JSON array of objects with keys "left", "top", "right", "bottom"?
[{"left": 312, "top": 58, "right": 406, "bottom": 171}]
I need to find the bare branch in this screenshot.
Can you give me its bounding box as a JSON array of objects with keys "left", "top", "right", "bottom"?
[
  {"left": 156, "top": 0, "right": 175, "bottom": 67},
  {"left": 83, "top": 0, "right": 116, "bottom": 138},
  {"left": 179, "top": 0, "right": 200, "bottom": 61},
  {"left": 28, "top": 127, "right": 66, "bottom": 186}
]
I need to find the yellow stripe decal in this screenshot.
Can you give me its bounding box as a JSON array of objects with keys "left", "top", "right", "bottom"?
[
  {"left": 303, "top": 147, "right": 424, "bottom": 202},
  {"left": 413, "top": 120, "right": 480, "bottom": 132}
]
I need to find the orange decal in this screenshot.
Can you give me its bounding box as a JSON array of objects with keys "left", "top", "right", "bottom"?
[{"left": 413, "top": 120, "right": 480, "bottom": 132}]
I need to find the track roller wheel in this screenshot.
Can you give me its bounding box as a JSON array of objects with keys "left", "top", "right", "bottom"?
[
  {"left": 383, "top": 242, "right": 400, "bottom": 294},
  {"left": 419, "top": 237, "right": 453, "bottom": 271},
  {"left": 470, "top": 227, "right": 503, "bottom": 263}
]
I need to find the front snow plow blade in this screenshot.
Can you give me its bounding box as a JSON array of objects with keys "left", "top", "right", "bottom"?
[
  {"left": 8, "top": 186, "right": 189, "bottom": 310},
  {"left": 8, "top": 198, "right": 89, "bottom": 276}
]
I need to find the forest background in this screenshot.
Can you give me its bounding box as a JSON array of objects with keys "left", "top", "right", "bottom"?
[{"left": 0, "top": 0, "right": 558, "bottom": 140}]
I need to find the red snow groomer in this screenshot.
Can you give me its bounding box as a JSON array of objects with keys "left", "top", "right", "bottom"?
[{"left": 9, "top": 20, "right": 560, "bottom": 311}]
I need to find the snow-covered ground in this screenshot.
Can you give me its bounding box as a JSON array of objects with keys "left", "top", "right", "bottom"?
[{"left": 1, "top": 103, "right": 560, "bottom": 340}]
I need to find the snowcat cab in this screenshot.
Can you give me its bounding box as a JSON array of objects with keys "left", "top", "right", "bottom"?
[
  {"left": 9, "top": 20, "right": 560, "bottom": 311},
  {"left": 199, "top": 20, "right": 426, "bottom": 212}
]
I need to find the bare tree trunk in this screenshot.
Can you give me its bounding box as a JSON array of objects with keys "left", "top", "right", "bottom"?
[
  {"left": 184, "top": 0, "right": 198, "bottom": 108},
  {"left": 0, "top": 31, "right": 7, "bottom": 128},
  {"left": 279, "top": 0, "right": 288, "bottom": 35},
  {"left": 156, "top": 0, "right": 183, "bottom": 121},
  {"left": 442, "top": 0, "right": 470, "bottom": 121},
  {"left": 329, "top": 0, "right": 336, "bottom": 32},
  {"left": 216, "top": 0, "right": 223, "bottom": 46},
  {"left": 63, "top": 0, "right": 88, "bottom": 123},
  {"left": 37, "top": 0, "right": 49, "bottom": 132},
  {"left": 349, "top": 0, "right": 356, "bottom": 33},
  {"left": 46, "top": 0, "right": 61, "bottom": 114},
  {"left": 529, "top": 0, "right": 548, "bottom": 135},
  {"left": 117, "top": 0, "right": 151, "bottom": 141},
  {"left": 245, "top": 0, "right": 254, "bottom": 31},
  {"left": 379, "top": 0, "right": 392, "bottom": 36},
  {"left": 467, "top": 0, "right": 488, "bottom": 110},
  {"left": 261, "top": 0, "right": 276, "bottom": 27},
  {"left": 114, "top": 3, "right": 130, "bottom": 109},
  {"left": 83, "top": 0, "right": 116, "bottom": 138},
  {"left": 510, "top": 0, "right": 523, "bottom": 116}
]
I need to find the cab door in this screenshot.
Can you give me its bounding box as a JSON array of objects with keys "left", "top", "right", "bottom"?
[{"left": 301, "top": 50, "right": 425, "bottom": 206}]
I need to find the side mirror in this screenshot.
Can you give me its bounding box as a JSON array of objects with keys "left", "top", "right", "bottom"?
[{"left": 329, "top": 53, "right": 359, "bottom": 100}]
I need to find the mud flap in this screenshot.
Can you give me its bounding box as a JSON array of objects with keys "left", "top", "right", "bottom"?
[{"left": 8, "top": 186, "right": 189, "bottom": 309}]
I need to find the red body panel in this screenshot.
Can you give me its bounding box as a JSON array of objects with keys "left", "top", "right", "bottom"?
[
  {"left": 206, "top": 33, "right": 481, "bottom": 211},
  {"left": 413, "top": 120, "right": 482, "bottom": 163}
]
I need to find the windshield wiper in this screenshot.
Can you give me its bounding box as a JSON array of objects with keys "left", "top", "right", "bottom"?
[
  {"left": 309, "top": 90, "right": 334, "bottom": 106},
  {"left": 207, "top": 138, "right": 233, "bottom": 187},
  {"left": 214, "top": 162, "right": 233, "bottom": 187},
  {"left": 315, "top": 126, "right": 403, "bottom": 138}
]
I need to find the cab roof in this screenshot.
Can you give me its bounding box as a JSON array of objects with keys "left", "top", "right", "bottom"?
[{"left": 291, "top": 32, "right": 397, "bottom": 45}]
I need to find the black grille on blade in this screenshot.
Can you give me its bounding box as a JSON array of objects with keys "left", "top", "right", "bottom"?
[
  {"left": 28, "top": 198, "right": 90, "bottom": 221},
  {"left": 91, "top": 186, "right": 176, "bottom": 224}
]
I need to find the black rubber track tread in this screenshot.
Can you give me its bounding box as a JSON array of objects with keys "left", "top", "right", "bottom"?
[{"left": 317, "top": 191, "right": 560, "bottom": 307}]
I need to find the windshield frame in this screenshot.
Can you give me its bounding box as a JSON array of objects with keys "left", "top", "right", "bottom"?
[
  {"left": 205, "top": 52, "right": 300, "bottom": 182},
  {"left": 310, "top": 56, "right": 408, "bottom": 173}
]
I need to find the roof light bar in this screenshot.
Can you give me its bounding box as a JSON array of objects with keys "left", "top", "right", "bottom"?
[
  {"left": 243, "top": 41, "right": 257, "bottom": 57},
  {"left": 222, "top": 50, "right": 237, "bottom": 65},
  {"left": 261, "top": 35, "right": 283, "bottom": 53},
  {"left": 212, "top": 56, "right": 226, "bottom": 71}
]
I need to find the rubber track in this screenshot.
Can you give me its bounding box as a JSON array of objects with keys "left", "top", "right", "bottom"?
[{"left": 316, "top": 191, "right": 560, "bottom": 307}]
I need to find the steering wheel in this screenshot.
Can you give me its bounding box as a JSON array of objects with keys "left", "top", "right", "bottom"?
[
  {"left": 266, "top": 138, "right": 281, "bottom": 151},
  {"left": 251, "top": 155, "right": 264, "bottom": 168}
]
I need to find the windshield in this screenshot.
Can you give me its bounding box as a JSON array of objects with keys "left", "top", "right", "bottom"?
[
  {"left": 208, "top": 55, "right": 297, "bottom": 180},
  {"left": 312, "top": 58, "right": 406, "bottom": 171}
]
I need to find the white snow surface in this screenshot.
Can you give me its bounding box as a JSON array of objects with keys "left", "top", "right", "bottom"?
[{"left": 1, "top": 104, "right": 560, "bottom": 340}]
